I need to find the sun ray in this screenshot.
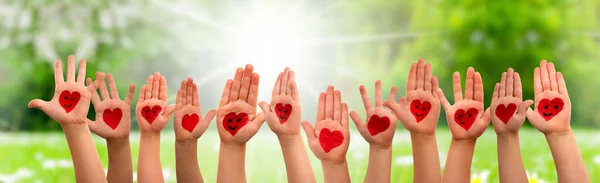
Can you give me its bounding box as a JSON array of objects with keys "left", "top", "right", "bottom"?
[
  {"left": 150, "top": 0, "right": 237, "bottom": 36},
  {"left": 304, "top": 31, "right": 442, "bottom": 46}
]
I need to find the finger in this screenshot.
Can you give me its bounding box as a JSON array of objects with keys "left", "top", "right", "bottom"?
[
  {"left": 301, "top": 121, "right": 317, "bottom": 140},
  {"left": 251, "top": 112, "right": 266, "bottom": 129},
  {"left": 540, "top": 60, "right": 550, "bottom": 91},
  {"left": 349, "top": 111, "right": 364, "bottom": 128},
  {"left": 514, "top": 72, "right": 523, "bottom": 99},
  {"left": 389, "top": 86, "right": 398, "bottom": 101},
  {"left": 99, "top": 74, "right": 110, "bottom": 100},
  {"left": 107, "top": 74, "right": 120, "bottom": 100},
  {"left": 152, "top": 72, "right": 161, "bottom": 98},
  {"left": 499, "top": 72, "right": 507, "bottom": 97},
  {"left": 491, "top": 83, "right": 499, "bottom": 102},
  {"left": 526, "top": 108, "right": 545, "bottom": 126},
  {"left": 258, "top": 101, "right": 272, "bottom": 120},
  {"left": 290, "top": 80, "right": 300, "bottom": 101},
  {"left": 432, "top": 76, "right": 440, "bottom": 96},
  {"left": 76, "top": 58, "right": 86, "bottom": 84},
  {"left": 474, "top": 72, "right": 484, "bottom": 103},
  {"left": 407, "top": 63, "right": 417, "bottom": 91},
  {"left": 333, "top": 90, "right": 342, "bottom": 122},
  {"left": 383, "top": 100, "right": 403, "bottom": 116},
  {"left": 180, "top": 80, "right": 187, "bottom": 106},
  {"left": 453, "top": 72, "right": 463, "bottom": 102},
  {"left": 534, "top": 67, "right": 542, "bottom": 94},
  {"left": 481, "top": 108, "right": 491, "bottom": 126},
  {"left": 186, "top": 78, "right": 193, "bottom": 105},
  {"left": 176, "top": 90, "right": 183, "bottom": 110},
  {"left": 138, "top": 85, "right": 147, "bottom": 103},
  {"left": 145, "top": 75, "right": 153, "bottom": 100},
  {"left": 437, "top": 88, "right": 451, "bottom": 111},
  {"left": 230, "top": 68, "right": 243, "bottom": 102},
  {"left": 281, "top": 67, "right": 290, "bottom": 95},
  {"left": 86, "top": 78, "right": 101, "bottom": 105},
  {"left": 359, "top": 85, "right": 373, "bottom": 111},
  {"left": 273, "top": 72, "right": 282, "bottom": 96},
  {"left": 202, "top": 110, "right": 217, "bottom": 125},
  {"left": 159, "top": 76, "right": 168, "bottom": 101},
  {"left": 67, "top": 55, "right": 76, "bottom": 82},
  {"left": 317, "top": 92, "right": 326, "bottom": 121},
  {"left": 163, "top": 104, "right": 176, "bottom": 118},
  {"left": 548, "top": 62, "right": 558, "bottom": 91},
  {"left": 341, "top": 103, "right": 349, "bottom": 128},
  {"left": 87, "top": 72, "right": 105, "bottom": 93},
  {"left": 416, "top": 59, "right": 425, "bottom": 89},
  {"left": 239, "top": 64, "right": 254, "bottom": 101},
  {"left": 124, "top": 84, "right": 136, "bottom": 105},
  {"left": 247, "top": 73, "right": 260, "bottom": 107},
  {"left": 219, "top": 80, "right": 233, "bottom": 107},
  {"left": 28, "top": 99, "right": 49, "bottom": 111},
  {"left": 325, "top": 86, "right": 334, "bottom": 119},
  {"left": 506, "top": 68, "right": 514, "bottom": 97},
  {"left": 424, "top": 63, "right": 432, "bottom": 92},
  {"left": 193, "top": 83, "right": 200, "bottom": 107},
  {"left": 87, "top": 119, "right": 99, "bottom": 134},
  {"left": 556, "top": 72, "right": 569, "bottom": 95},
  {"left": 54, "top": 59, "right": 64, "bottom": 84},
  {"left": 518, "top": 100, "right": 534, "bottom": 115},
  {"left": 465, "top": 67, "right": 475, "bottom": 100},
  {"left": 375, "top": 80, "right": 383, "bottom": 107}
]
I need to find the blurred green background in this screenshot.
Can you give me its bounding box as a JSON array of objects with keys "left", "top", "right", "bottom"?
[{"left": 0, "top": 0, "right": 599, "bottom": 182}]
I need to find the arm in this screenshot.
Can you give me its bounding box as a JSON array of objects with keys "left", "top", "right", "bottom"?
[
  {"left": 278, "top": 135, "right": 316, "bottom": 183},
  {"left": 546, "top": 131, "right": 588, "bottom": 182},
  {"left": 322, "top": 161, "right": 351, "bottom": 183},
  {"left": 138, "top": 132, "right": 164, "bottom": 183},
  {"left": 497, "top": 133, "right": 527, "bottom": 182},
  {"left": 217, "top": 143, "right": 247, "bottom": 183},
  {"left": 364, "top": 145, "right": 392, "bottom": 183},
  {"left": 176, "top": 141, "right": 203, "bottom": 182},
  {"left": 107, "top": 138, "right": 133, "bottom": 183},
  {"left": 442, "top": 139, "right": 476, "bottom": 182},
  {"left": 63, "top": 124, "right": 108, "bottom": 182},
  {"left": 411, "top": 133, "right": 441, "bottom": 183}
]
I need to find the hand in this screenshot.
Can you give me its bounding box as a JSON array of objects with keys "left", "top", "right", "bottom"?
[
  {"left": 526, "top": 60, "right": 572, "bottom": 135},
  {"left": 28, "top": 55, "right": 104, "bottom": 125},
  {"left": 86, "top": 73, "right": 136, "bottom": 140},
  {"left": 437, "top": 67, "right": 491, "bottom": 140},
  {"left": 135, "top": 72, "right": 175, "bottom": 134},
  {"left": 173, "top": 78, "right": 216, "bottom": 142},
  {"left": 489, "top": 68, "right": 533, "bottom": 134},
  {"left": 259, "top": 68, "right": 302, "bottom": 136},
  {"left": 216, "top": 64, "right": 265, "bottom": 145},
  {"left": 350, "top": 80, "right": 397, "bottom": 147},
  {"left": 301, "top": 86, "right": 349, "bottom": 163},
  {"left": 384, "top": 59, "right": 441, "bottom": 135}
]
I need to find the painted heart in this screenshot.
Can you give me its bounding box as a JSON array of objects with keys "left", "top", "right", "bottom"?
[
  {"left": 275, "top": 103, "right": 292, "bottom": 124},
  {"left": 454, "top": 108, "right": 479, "bottom": 131},
  {"left": 538, "top": 98, "right": 564, "bottom": 121},
  {"left": 59, "top": 91, "right": 80, "bottom": 113},
  {"left": 141, "top": 106, "right": 162, "bottom": 124},
  {"left": 222, "top": 112, "right": 249, "bottom": 136},
  {"left": 367, "top": 115, "right": 390, "bottom": 136},
  {"left": 318, "top": 128, "right": 344, "bottom": 153},
  {"left": 182, "top": 114, "right": 200, "bottom": 132},
  {"left": 495, "top": 103, "right": 517, "bottom": 124},
  {"left": 103, "top": 108, "right": 122, "bottom": 130},
  {"left": 410, "top": 100, "right": 431, "bottom": 122}
]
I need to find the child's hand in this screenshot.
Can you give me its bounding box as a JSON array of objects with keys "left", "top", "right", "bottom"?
[
  {"left": 302, "top": 86, "right": 349, "bottom": 163},
  {"left": 29, "top": 56, "right": 104, "bottom": 125},
  {"left": 437, "top": 67, "right": 491, "bottom": 140},
  {"left": 136, "top": 72, "right": 175, "bottom": 133},
  {"left": 490, "top": 68, "right": 533, "bottom": 134},
  {"left": 526, "top": 60, "right": 572, "bottom": 135},
  {"left": 259, "top": 68, "right": 301, "bottom": 136},
  {"left": 384, "top": 59, "right": 440, "bottom": 135},
  {"left": 350, "top": 80, "right": 397, "bottom": 147},
  {"left": 217, "top": 64, "right": 265, "bottom": 145},
  {"left": 173, "top": 78, "right": 216, "bottom": 142},
  {"left": 86, "top": 74, "right": 136, "bottom": 139}
]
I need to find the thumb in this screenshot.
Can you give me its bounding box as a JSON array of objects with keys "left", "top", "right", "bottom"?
[
  {"left": 526, "top": 107, "right": 545, "bottom": 128},
  {"left": 258, "top": 101, "right": 272, "bottom": 117},
  {"left": 518, "top": 100, "right": 534, "bottom": 115},
  {"left": 163, "top": 104, "right": 176, "bottom": 118},
  {"left": 251, "top": 112, "right": 266, "bottom": 128},
  {"left": 28, "top": 99, "right": 49, "bottom": 111},
  {"left": 349, "top": 111, "right": 364, "bottom": 128},
  {"left": 383, "top": 100, "right": 404, "bottom": 115},
  {"left": 202, "top": 109, "right": 217, "bottom": 124},
  {"left": 482, "top": 108, "right": 491, "bottom": 125},
  {"left": 301, "top": 121, "right": 316, "bottom": 140},
  {"left": 86, "top": 118, "right": 99, "bottom": 135}
]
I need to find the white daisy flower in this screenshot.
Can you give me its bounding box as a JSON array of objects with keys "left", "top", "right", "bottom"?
[
  {"left": 471, "top": 170, "right": 489, "bottom": 183},
  {"left": 527, "top": 172, "right": 547, "bottom": 183}
]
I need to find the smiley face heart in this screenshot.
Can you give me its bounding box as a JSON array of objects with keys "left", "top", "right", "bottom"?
[
  {"left": 495, "top": 103, "right": 517, "bottom": 124},
  {"left": 59, "top": 91, "right": 80, "bottom": 113},
  {"left": 537, "top": 98, "right": 564, "bottom": 121},
  {"left": 103, "top": 108, "right": 122, "bottom": 130},
  {"left": 222, "top": 112, "right": 249, "bottom": 136},
  {"left": 318, "top": 128, "right": 344, "bottom": 153},
  {"left": 367, "top": 115, "right": 390, "bottom": 136},
  {"left": 410, "top": 100, "right": 431, "bottom": 122},
  {"left": 141, "top": 106, "right": 162, "bottom": 124},
  {"left": 275, "top": 103, "right": 292, "bottom": 124},
  {"left": 454, "top": 108, "right": 479, "bottom": 131},
  {"left": 182, "top": 114, "right": 200, "bottom": 132}
]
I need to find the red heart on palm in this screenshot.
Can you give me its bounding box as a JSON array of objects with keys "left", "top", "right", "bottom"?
[
  {"left": 410, "top": 100, "right": 431, "bottom": 122},
  {"left": 142, "top": 106, "right": 162, "bottom": 124},
  {"left": 275, "top": 103, "right": 292, "bottom": 124},
  {"left": 495, "top": 103, "right": 517, "bottom": 124},
  {"left": 318, "top": 128, "right": 344, "bottom": 153},
  {"left": 182, "top": 114, "right": 200, "bottom": 132},
  {"left": 454, "top": 108, "right": 479, "bottom": 131},
  {"left": 59, "top": 91, "right": 80, "bottom": 113},
  {"left": 223, "top": 112, "right": 249, "bottom": 136},
  {"left": 367, "top": 115, "right": 390, "bottom": 136},
  {"left": 103, "top": 108, "right": 122, "bottom": 130},
  {"left": 537, "top": 98, "right": 564, "bottom": 121}
]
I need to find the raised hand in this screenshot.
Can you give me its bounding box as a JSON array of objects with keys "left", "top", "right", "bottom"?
[
  {"left": 174, "top": 78, "right": 216, "bottom": 142},
  {"left": 86, "top": 74, "right": 136, "bottom": 139},
  {"left": 437, "top": 67, "right": 491, "bottom": 140},
  {"left": 526, "top": 60, "right": 571, "bottom": 134},
  {"left": 260, "top": 67, "right": 301, "bottom": 135},
  {"left": 136, "top": 72, "right": 175, "bottom": 133},
  {"left": 490, "top": 68, "right": 533, "bottom": 134},
  {"left": 350, "top": 80, "right": 397, "bottom": 147}
]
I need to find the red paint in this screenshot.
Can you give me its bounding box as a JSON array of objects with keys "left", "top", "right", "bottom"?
[
  {"left": 410, "top": 100, "right": 431, "bottom": 122},
  {"left": 142, "top": 106, "right": 162, "bottom": 124},
  {"left": 495, "top": 104, "right": 517, "bottom": 124},
  {"left": 454, "top": 108, "right": 479, "bottom": 131},
  {"left": 223, "top": 112, "right": 249, "bottom": 136},
  {"left": 275, "top": 103, "right": 292, "bottom": 124},
  {"left": 367, "top": 115, "right": 390, "bottom": 136},
  {"left": 182, "top": 114, "right": 200, "bottom": 132},
  {"left": 537, "top": 98, "right": 564, "bottom": 121},
  {"left": 103, "top": 108, "right": 122, "bottom": 130},
  {"left": 318, "top": 128, "right": 344, "bottom": 153},
  {"left": 59, "top": 91, "right": 80, "bottom": 113}
]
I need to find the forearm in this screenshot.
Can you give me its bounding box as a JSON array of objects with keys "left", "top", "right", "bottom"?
[
  {"left": 497, "top": 133, "right": 527, "bottom": 183},
  {"left": 138, "top": 132, "right": 164, "bottom": 183},
  {"left": 321, "top": 160, "right": 350, "bottom": 183},
  {"left": 62, "top": 124, "right": 107, "bottom": 183},
  {"left": 411, "top": 133, "right": 441, "bottom": 183},
  {"left": 217, "top": 143, "right": 247, "bottom": 183},
  {"left": 106, "top": 138, "right": 133, "bottom": 183},
  {"left": 176, "top": 141, "right": 203, "bottom": 183},
  {"left": 442, "top": 139, "right": 476, "bottom": 183},
  {"left": 546, "top": 131, "right": 590, "bottom": 183},
  {"left": 363, "top": 145, "right": 392, "bottom": 183},
  {"left": 278, "top": 135, "right": 316, "bottom": 183}
]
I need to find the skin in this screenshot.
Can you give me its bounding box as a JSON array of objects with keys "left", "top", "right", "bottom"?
[
  {"left": 216, "top": 64, "right": 265, "bottom": 183},
  {"left": 488, "top": 68, "right": 533, "bottom": 183},
  {"left": 349, "top": 80, "right": 397, "bottom": 183},
  {"left": 437, "top": 67, "right": 491, "bottom": 183},
  {"left": 136, "top": 72, "right": 176, "bottom": 183},
  {"left": 526, "top": 60, "right": 589, "bottom": 183},
  {"left": 173, "top": 78, "right": 217, "bottom": 183},
  {"left": 383, "top": 58, "right": 441, "bottom": 183},
  {"left": 28, "top": 56, "right": 107, "bottom": 183},
  {"left": 301, "top": 86, "right": 351, "bottom": 183},
  {"left": 259, "top": 68, "right": 316, "bottom": 183},
  {"left": 86, "top": 74, "right": 136, "bottom": 183}
]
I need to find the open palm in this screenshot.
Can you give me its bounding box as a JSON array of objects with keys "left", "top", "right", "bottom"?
[
  {"left": 173, "top": 78, "right": 216, "bottom": 142},
  {"left": 136, "top": 72, "right": 175, "bottom": 133},
  {"left": 489, "top": 69, "right": 533, "bottom": 134},
  {"left": 260, "top": 68, "right": 302, "bottom": 136},
  {"left": 86, "top": 74, "right": 136, "bottom": 139},
  {"left": 350, "top": 80, "right": 397, "bottom": 147}
]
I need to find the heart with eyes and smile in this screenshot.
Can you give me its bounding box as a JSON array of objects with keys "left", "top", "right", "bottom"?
[
  {"left": 141, "top": 106, "right": 162, "bottom": 124},
  {"left": 274, "top": 103, "right": 292, "bottom": 124},
  {"left": 222, "top": 112, "right": 249, "bottom": 136},
  {"left": 537, "top": 98, "right": 564, "bottom": 121},
  {"left": 410, "top": 100, "right": 431, "bottom": 122},
  {"left": 59, "top": 91, "right": 81, "bottom": 113},
  {"left": 454, "top": 108, "right": 479, "bottom": 131}
]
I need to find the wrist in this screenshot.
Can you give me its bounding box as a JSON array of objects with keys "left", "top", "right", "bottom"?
[
  {"left": 277, "top": 134, "right": 301, "bottom": 143},
  {"left": 61, "top": 123, "right": 89, "bottom": 131},
  {"left": 176, "top": 139, "right": 198, "bottom": 147},
  {"left": 322, "top": 159, "right": 348, "bottom": 168},
  {"left": 410, "top": 132, "right": 436, "bottom": 140},
  {"left": 545, "top": 130, "right": 573, "bottom": 140},
  {"left": 106, "top": 137, "right": 130, "bottom": 145},
  {"left": 497, "top": 132, "right": 519, "bottom": 139}
]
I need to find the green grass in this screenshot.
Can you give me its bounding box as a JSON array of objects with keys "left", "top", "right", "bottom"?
[{"left": 0, "top": 128, "right": 598, "bottom": 182}]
